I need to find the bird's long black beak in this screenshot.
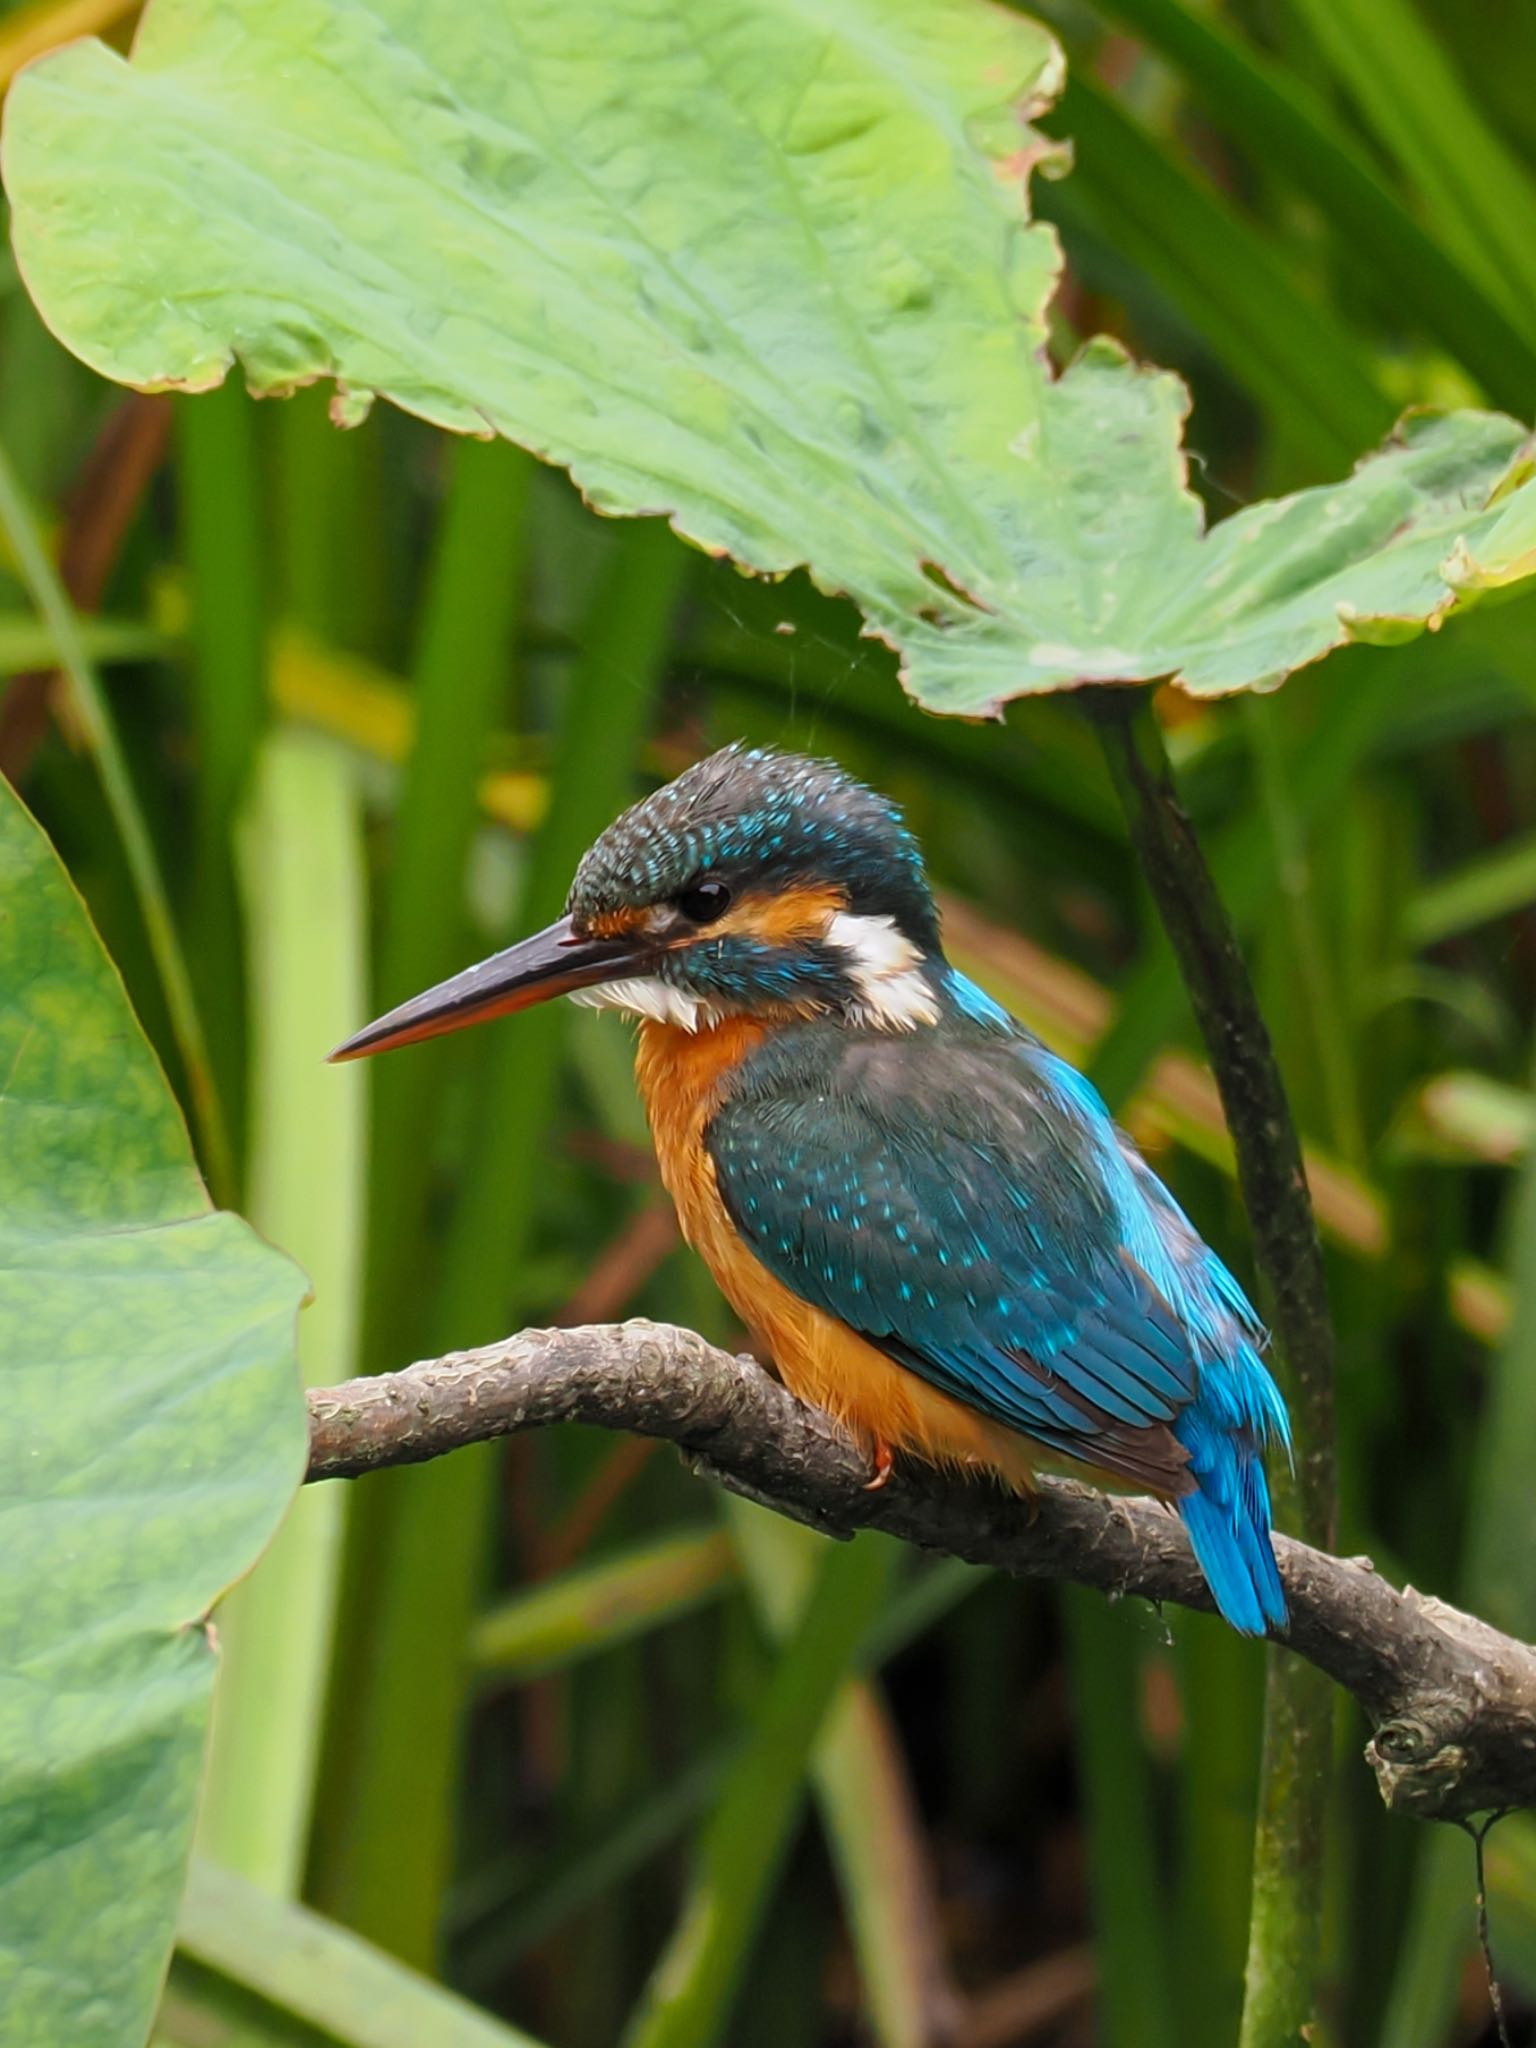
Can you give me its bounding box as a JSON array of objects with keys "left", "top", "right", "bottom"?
[{"left": 328, "top": 915, "right": 655, "bottom": 1062}]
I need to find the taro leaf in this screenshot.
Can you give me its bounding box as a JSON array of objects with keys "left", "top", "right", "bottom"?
[
  {"left": 0, "top": 779, "right": 307, "bottom": 2047},
  {"left": 4, "top": 0, "right": 1534, "bottom": 710}
]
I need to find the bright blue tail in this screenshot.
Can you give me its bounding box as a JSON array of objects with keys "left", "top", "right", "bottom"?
[
  {"left": 1173, "top": 1351, "right": 1289, "bottom": 1636},
  {"left": 1176, "top": 1443, "right": 1285, "bottom": 1635}
]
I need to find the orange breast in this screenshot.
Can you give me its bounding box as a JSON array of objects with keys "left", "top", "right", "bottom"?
[{"left": 634, "top": 1017, "right": 1039, "bottom": 1491}]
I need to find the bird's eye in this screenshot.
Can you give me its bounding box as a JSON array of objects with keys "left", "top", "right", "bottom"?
[{"left": 674, "top": 880, "right": 732, "bottom": 925}]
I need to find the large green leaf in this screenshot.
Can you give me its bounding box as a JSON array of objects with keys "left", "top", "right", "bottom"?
[
  {"left": 0, "top": 777, "right": 307, "bottom": 2047},
  {"left": 4, "top": 0, "right": 1533, "bottom": 712}
]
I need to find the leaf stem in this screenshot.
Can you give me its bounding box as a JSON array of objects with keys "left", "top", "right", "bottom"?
[{"left": 1088, "top": 686, "right": 1337, "bottom": 2045}]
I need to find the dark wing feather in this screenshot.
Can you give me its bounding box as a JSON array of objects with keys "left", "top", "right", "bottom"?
[{"left": 707, "top": 1026, "right": 1200, "bottom": 1491}]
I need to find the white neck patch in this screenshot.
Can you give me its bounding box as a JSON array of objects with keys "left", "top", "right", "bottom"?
[
  {"left": 825, "top": 912, "right": 940, "bottom": 1031},
  {"left": 569, "top": 976, "right": 717, "bottom": 1032}
]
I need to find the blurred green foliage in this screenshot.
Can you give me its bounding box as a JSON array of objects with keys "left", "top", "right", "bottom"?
[{"left": 2, "top": 0, "right": 1536, "bottom": 2043}]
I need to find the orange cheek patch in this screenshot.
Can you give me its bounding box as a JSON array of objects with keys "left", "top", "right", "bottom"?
[{"left": 710, "top": 882, "right": 848, "bottom": 946}]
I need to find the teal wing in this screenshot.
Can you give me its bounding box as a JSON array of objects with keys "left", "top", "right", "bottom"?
[{"left": 706, "top": 1026, "right": 1200, "bottom": 1492}]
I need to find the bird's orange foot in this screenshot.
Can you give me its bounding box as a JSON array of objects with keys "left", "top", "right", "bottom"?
[{"left": 864, "top": 1439, "right": 896, "bottom": 1492}]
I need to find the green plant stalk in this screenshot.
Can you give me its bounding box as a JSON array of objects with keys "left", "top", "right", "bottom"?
[
  {"left": 815, "top": 1688, "right": 951, "bottom": 2048},
  {"left": 178, "top": 382, "right": 269, "bottom": 876},
  {"left": 1484, "top": 1817, "right": 1536, "bottom": 2008},
  {"left": 0, "top": 615, "right": 170, "bottom": 674},
  {"left": 1381, "top": 1029, "right": 1536, "bottom": 2048},
  {"left": 1238, "top": 1658, "right": 1335, "bottom": 2045},
  {"left": 469, "top": 1529, "right": 736, "bottom": 1680},
  {"left": 177, "top": 380, "right": 269, "bottom": 1159},
  {"left": 198, "top": 731, "right": 368, "bottom": 1893},
  {"left": 455, "top": 1554, "right": 989, "bottom": 1991},
  {"left": 1174, "top": 1617, "right": 1263, "bottom": 2046},
  {"left": 438, "top": 521, "right": 691, "bottom": 1319},
  {"left": 1406, "top": 828, "right": 1536, "bottom": 944},
  {"left": 317, "top": 518, "right": 689, "bottom": 1967},
  {"left": 380, "top": 440, "right": 535, "bottom": 1002},
  {"left": 157, "top": 1962, "right": 312, "bottom": 2048},
  {"left": 276, "top": 389, "right": 388, "bottom": 648},
  {"left": 364, "top": 438, "right": 535, "bottom": 1368},
  {"left": 1090, "top": 690, "right": 1337, "bottom": 2045},
  {"left": 1062, "top": 1592, "right": 1181, "bottom": 2048},
  {"left": 173, "top": 1858, "right": 551, "bottom": 2048},
  {"left": 1459, "top": 1053, "right": 1536, "bottom": 1642},
  {"left": 860, "top": 1557, "right": 990, "bottom": 1665},
  {"left": 1052, "top": 76, "right": 1398, "bottom": 471},
  {"left": 0, "top": 431, "right": 233, "bottom": 1194},
  {"left": 452, "top": 1743, "right": 735, "bottom": 1988},
  {"left": 1244, "top": 697, "right": 1366, "bottom": 1168},
  {"left": 1092, "top": 0, "right": 1536, "bottom": 407},
  {"left": 622, "top": 1532, "right": 896, "bottom": 2048},
  {"left": 729, "top": 1504, "right": 948, "bottom": 2048},
  {"left": 1286, "top": 0, "right": 1536, "bottom": 333},
  {"left": 305, "top": 438, "right": 531, "bottom": 1960}
]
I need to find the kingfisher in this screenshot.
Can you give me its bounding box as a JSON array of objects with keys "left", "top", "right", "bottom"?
[{"left": 333, "top": 745, "right": 1289, "bottom": 1634}]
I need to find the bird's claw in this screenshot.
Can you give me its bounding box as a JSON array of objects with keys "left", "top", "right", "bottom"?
[{"left": 863, "top": 1439, "right": 895, "bottom": 1492}]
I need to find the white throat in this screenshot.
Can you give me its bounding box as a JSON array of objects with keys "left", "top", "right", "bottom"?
[{"left": 569, "top": 977, "right": 717, "bottom": 1031}]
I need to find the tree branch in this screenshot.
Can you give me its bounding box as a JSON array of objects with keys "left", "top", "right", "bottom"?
[{"left": 306, "top": 1318, "right": 1536, "bottom": 1826}]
